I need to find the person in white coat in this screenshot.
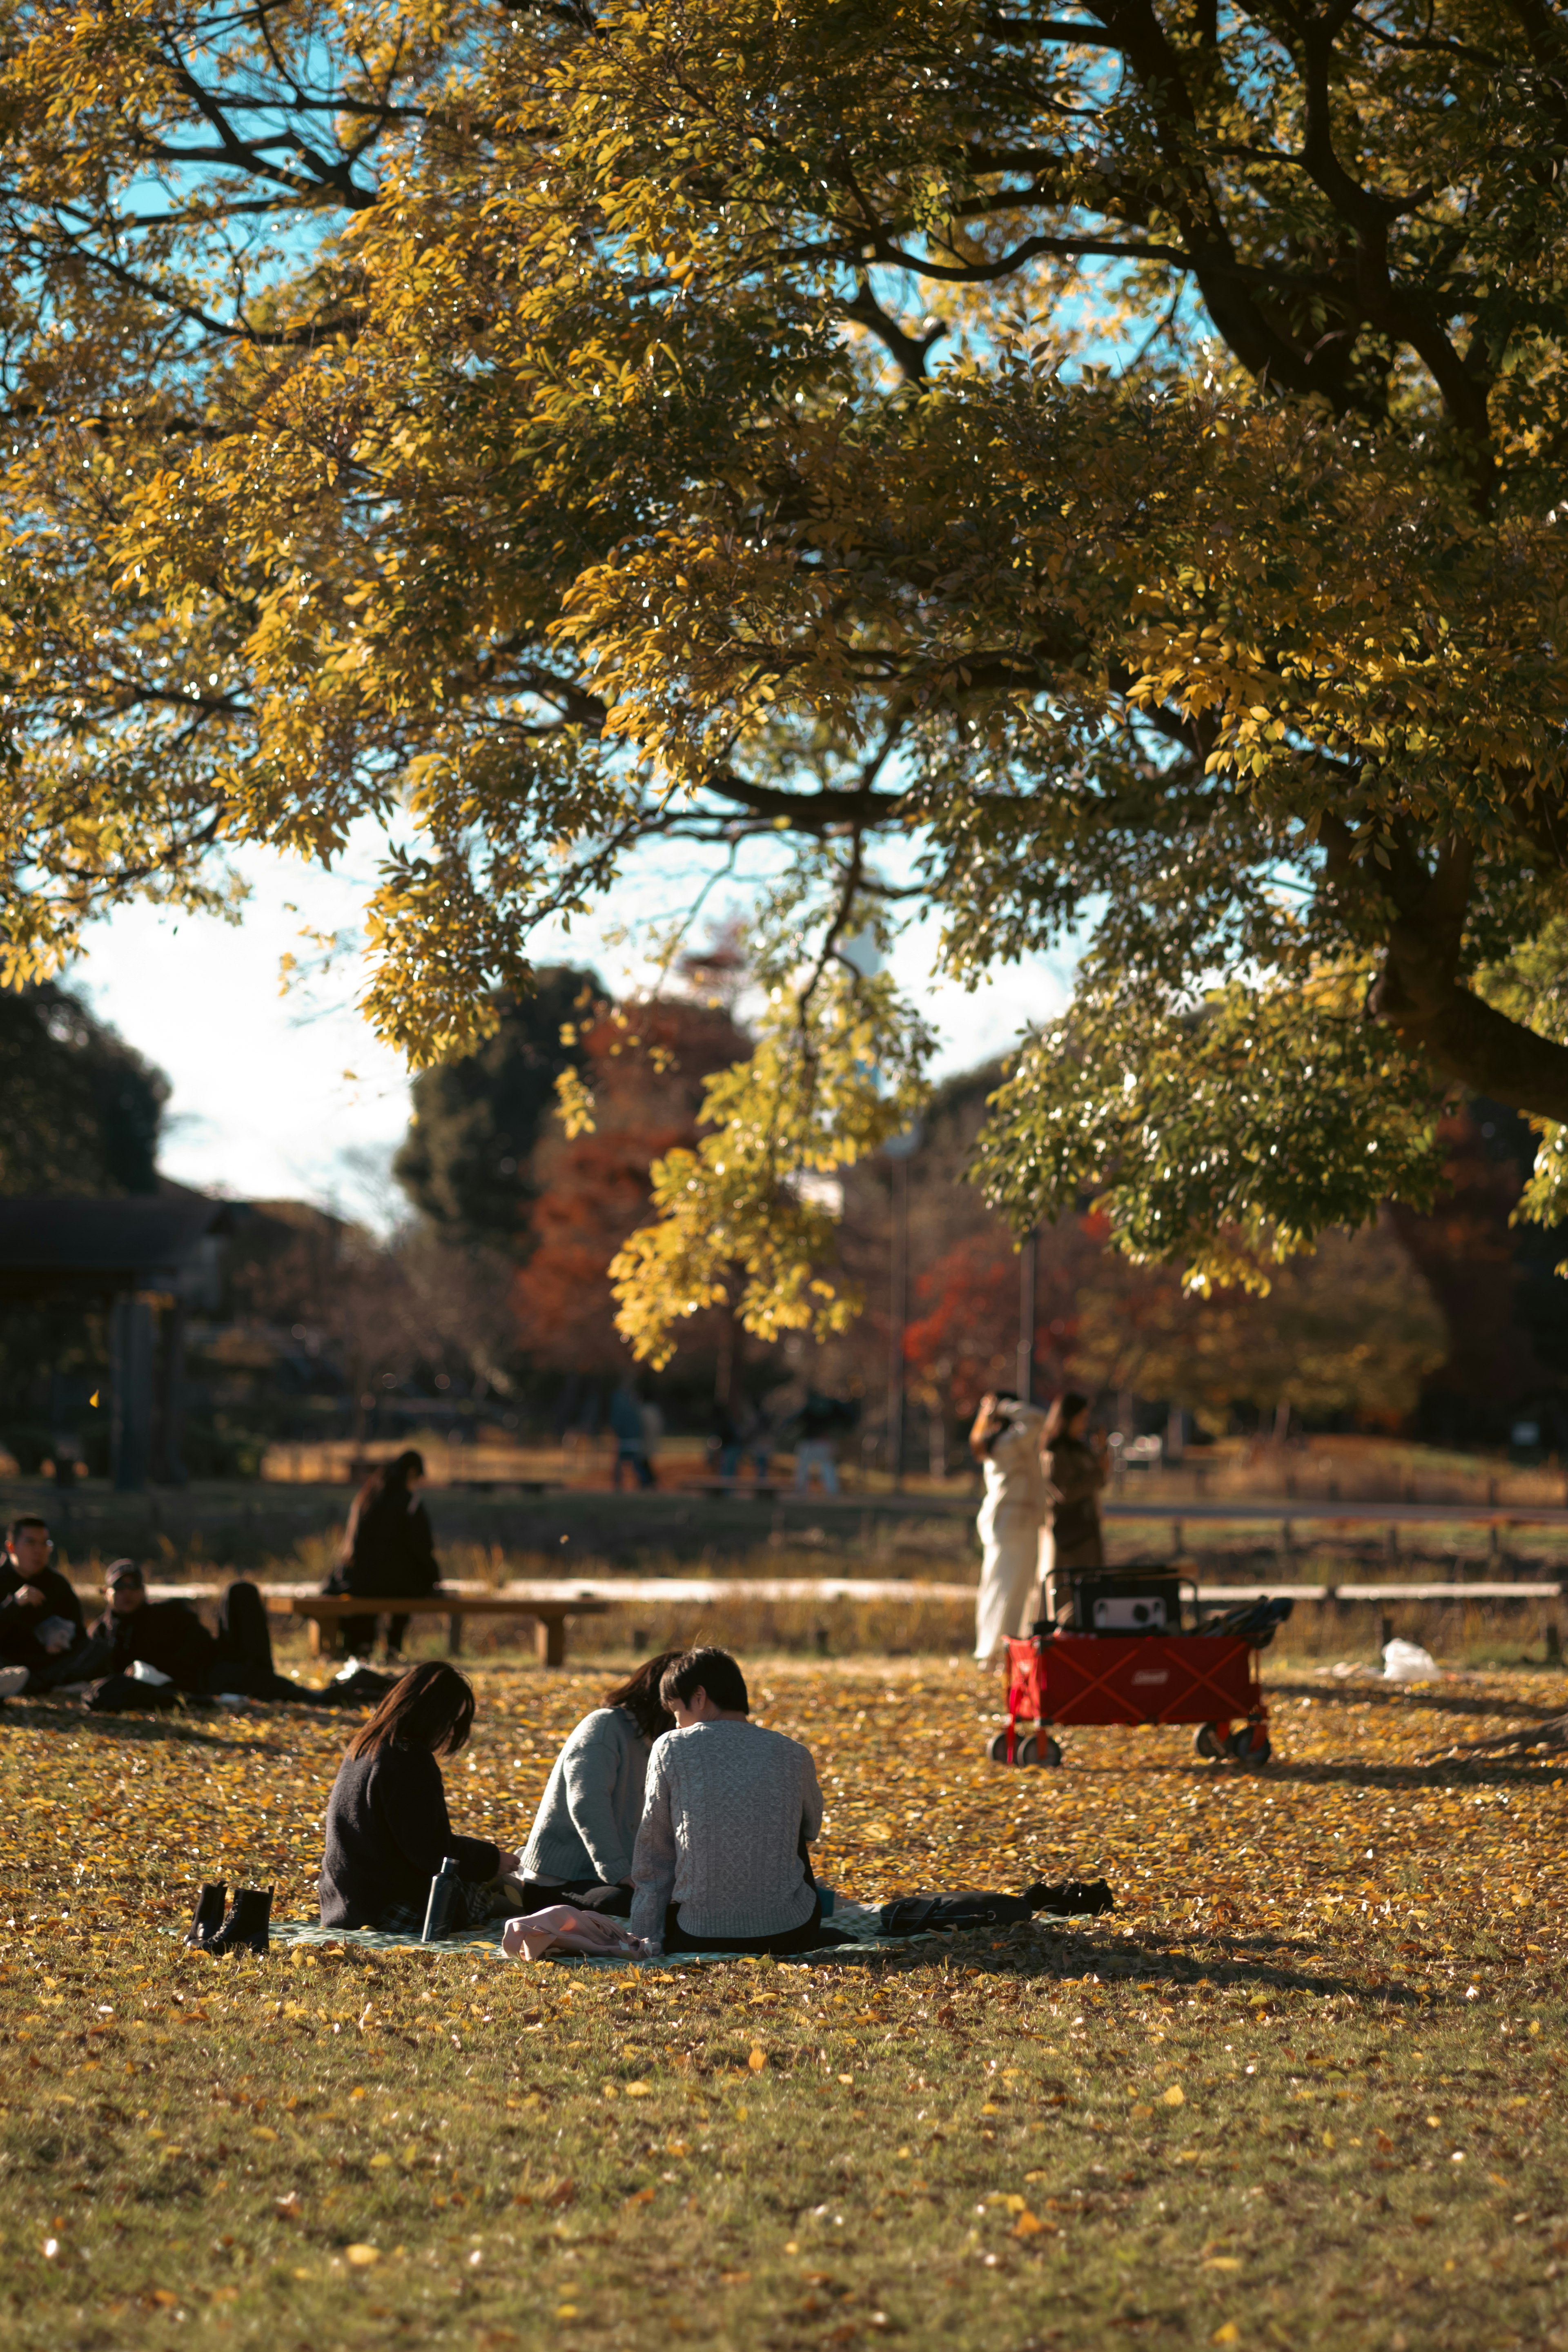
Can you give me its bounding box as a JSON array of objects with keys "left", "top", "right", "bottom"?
[{"left": 969, "top": 1390, "right": 1051, "bottom": 1666}]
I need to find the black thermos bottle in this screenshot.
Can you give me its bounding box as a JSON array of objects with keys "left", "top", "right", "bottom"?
[{"left": 421, "top": 1855, "right": 463, "bottom": 1943}]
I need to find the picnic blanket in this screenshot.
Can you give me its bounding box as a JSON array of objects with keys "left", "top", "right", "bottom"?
[{"left": 264, "top": 1898, "right": 935, "bottom": 1966}]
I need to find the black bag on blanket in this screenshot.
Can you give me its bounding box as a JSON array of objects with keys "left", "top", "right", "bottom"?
[{"left": 878, "top": 1879, "right": 1114, "bottom": 1937}]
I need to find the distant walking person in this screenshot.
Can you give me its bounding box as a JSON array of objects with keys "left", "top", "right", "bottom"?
[
  {"left": 326, "top": 1449, "right": 440, "bottom": 1660},
  {"left": 1041, "top": 1390, "right": 1109, "bottom": 1621},
  {"left": 969, "top": 1390, "right": 1050, "bottom": 1666},
  {"left": 792, "top": 1390, "right": 852, "bottom": 1494},
  {"left": 710, "top": 1398, "right": 744, "bottom": 1480},
  {"left": 610, "top": 1381, "right": 655, "bottom": 1489},
  {"left": 742, "top": 1395, "right": 777, "bottom": 1483}
]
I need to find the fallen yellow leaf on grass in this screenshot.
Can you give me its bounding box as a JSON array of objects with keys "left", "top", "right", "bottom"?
[
  {"left": 1204, "top": 2258, "right": 1241, "bottom": 2272},
  {"left": 1013, "top": 2210, "right": 1046, "bottom": 2237},
  {"left": 1162, "top": 2085, "right": 1185, "bottom": 2107},
  {"left": 369, "top": 2153, "right": 393, "bottom": 2168},
  {"left": 345, "top": 2245, "right": 379, "bottom": 2267},
  {"left": 625, "top": 2081, "right": 652, "bottom": 2097},
  {"left": 749, "top": 2047, "right": 767, "bottom": 2071},
  {"left": 1212, "top": 2328, "right": 1240, "bottom": 2346},
  {"left": 252, "top": 2126, "right": 278, "bottom": 2143}
]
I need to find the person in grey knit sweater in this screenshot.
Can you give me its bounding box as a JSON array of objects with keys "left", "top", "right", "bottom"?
[
  {"left": 519, "top": 1653, "right": 681, "bottom": 1917},
  {"left": 630, "top": 1647, "right": 825, "bottom": 1956}
]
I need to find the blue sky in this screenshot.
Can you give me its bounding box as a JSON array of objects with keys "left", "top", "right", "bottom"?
[{"left": 72, "top": 824, "right": 1076, "bottom": 1222}]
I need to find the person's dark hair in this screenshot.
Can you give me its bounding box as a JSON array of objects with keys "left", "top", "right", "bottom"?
[
  {"left": 659, "top": 1646, "right": 749, "bottom": 1715},
  {"left": 345, "top": 1661, "right": 475, "bottom": 1761},
  {"left": 1043, "top": 1392, "right": 1091, "bottom": 1444},
  {"left": 972, "top": 1389, "right": 1020, "bottom": 1457},
  {"left": 602, "top": 1650, "right": 682, "bottom": 1741},
  {"left": 352, "top": 1448, "right": 426, "bottom": 1517},
  {"left": 5, "top": 1514, "right": 49, "bottom": 1544}
]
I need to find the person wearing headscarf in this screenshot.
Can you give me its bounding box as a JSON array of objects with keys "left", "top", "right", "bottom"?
[{"left": 969, "top": 1389, "right": 1051, "bottom": 1666}]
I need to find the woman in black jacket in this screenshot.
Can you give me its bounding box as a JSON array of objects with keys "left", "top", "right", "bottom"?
[
  {"left": 319, "top": 1662, "right": 521, "bottom": 1931},
  {"left": 328, "top": 1449, "right": 439, "bottom": 1659}
]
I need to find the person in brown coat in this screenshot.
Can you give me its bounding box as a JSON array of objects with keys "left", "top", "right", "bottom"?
[{"left": 1042, "top": 1392, "right": 1108, "bottom": 1621}]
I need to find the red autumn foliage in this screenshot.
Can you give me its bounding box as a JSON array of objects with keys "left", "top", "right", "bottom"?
[
  {"left": 511, "top": 997, "right": 749, "bottom": 1373},
  {"left": 903, "top": 1220, "right": 1098, "bottom": 1421}
]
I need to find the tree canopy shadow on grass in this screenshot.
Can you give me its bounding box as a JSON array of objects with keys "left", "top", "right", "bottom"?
[
  {"left": 1267, "top": 1675, "right": 1559, "bottom": 1723},
  {"left": 1240, "top": 1754, "right": 1560, "bottom": 1792},
  {"left": 5, "top": 1696, "right": 295, "bottom": 1758},
  {"left": 757, "top": 1920, "right": 1412, "bottom": 2002}
]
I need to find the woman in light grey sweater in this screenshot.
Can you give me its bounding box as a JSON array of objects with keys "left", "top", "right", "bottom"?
[
  {"left": 630, "top": 1647, "right": 825, "bottom": 1956},
  {"left": 519, "top": 1652, "right": 680, "bottom": 1917}
]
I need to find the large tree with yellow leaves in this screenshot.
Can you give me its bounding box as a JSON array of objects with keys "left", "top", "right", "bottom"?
[{"left": 4, "top": 0, "right": 1568, "bottom": 1356}]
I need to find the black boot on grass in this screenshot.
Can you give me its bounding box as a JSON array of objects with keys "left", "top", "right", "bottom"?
[
  {"left": 184, "top": 1884, "right": 227, "bottom": 1947},
  {"left": 206, "top": 1887, "right": 272, "bottom": 1956}
]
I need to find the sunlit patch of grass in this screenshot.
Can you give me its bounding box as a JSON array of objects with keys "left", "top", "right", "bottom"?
[{"left": 2, "top": 1658, "right": 1567, "bottom": 2345}]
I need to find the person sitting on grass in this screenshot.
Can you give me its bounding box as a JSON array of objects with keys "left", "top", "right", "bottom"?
[
  {"left": 0, "top": 1513, "right": 89, "bottom": 1696},
  {"left": 629, "top": 1646, "right": 825, "bottom": 1958},
  {"left": 517, "top": 1650, "right": 682, "bottom": 1917},
  {"left": 83, "top": 1560, "right": 310, "bottom": 1710},
  {"left": 319, "top": 1661, "right": 522, "bottom": 1932}
]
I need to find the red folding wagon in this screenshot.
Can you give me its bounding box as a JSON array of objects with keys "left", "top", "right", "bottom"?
[{"left": 990, "top": 1624, "right": 1274, "bottom": 1769}]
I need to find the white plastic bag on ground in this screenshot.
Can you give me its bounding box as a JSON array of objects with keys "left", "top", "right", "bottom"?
[{"left": 1383, "top": 1638, "right": 1438, "bottom": 1682}]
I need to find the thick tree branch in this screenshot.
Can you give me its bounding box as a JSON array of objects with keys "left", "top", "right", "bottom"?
[
  {"left": 840, "top": 281, "right": 946, "bottom": 382},
  {"left": 1370, "top": 950, "right": 1568, "bottom": 1118}
]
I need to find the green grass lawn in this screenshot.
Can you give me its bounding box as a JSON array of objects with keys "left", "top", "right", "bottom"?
[{"left": 2, "top": 1656, "right": 1566, "bottom": 2350}]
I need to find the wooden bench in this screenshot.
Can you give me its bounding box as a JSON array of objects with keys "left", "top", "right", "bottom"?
[{"left": 286, "top": 1591, "right": 608, "bottom": 1667}]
